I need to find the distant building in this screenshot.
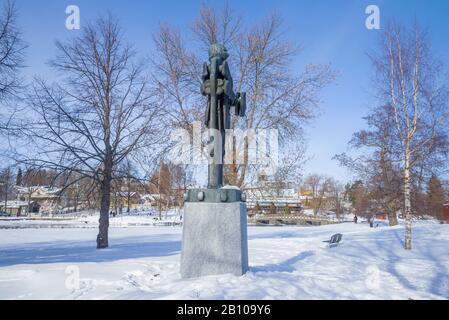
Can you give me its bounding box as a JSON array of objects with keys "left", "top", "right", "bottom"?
[
  {"left": 375, "top": 213, "right": 387, "bottom": 221},
  {"left": 15, "top": 186, "right": 62, "bottom": 215},
  {"left": 111, "top": 191, "right": 141, "bottom": 212},
  {"left": 0, "top": 201, "right": 30, "bottom": 216},
  {"left": 244, "top": 170, "right": 302, "bottom": 215},
  {"left": 139, "top": 194, "right": 167, "bottom": 209},
  {"left": 443, "top": 204, "right": 449, "bottom": 222},
  {"left": 246, "top": 188, "right": 302, "bottom": 215}
]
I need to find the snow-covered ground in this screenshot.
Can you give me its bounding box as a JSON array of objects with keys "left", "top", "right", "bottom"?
[{"left": 0, "top": 220, "right": 448, "bottom": 300}]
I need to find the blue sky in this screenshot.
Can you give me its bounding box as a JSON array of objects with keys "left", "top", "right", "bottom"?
[{"left": 12, "top": 0, "right": 449, "bottom": 182}]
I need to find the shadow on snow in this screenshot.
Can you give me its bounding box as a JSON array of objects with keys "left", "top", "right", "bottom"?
[
  {"left": 0, "top": 234, "right": 181, "bottom": 267},
  {"left": 251, "top": 250, "right": 314, "bottom": 273}
]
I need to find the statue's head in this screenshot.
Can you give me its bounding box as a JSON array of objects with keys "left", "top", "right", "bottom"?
[{"left": 209, "top": 43, "right": 229, "bottom": 61}]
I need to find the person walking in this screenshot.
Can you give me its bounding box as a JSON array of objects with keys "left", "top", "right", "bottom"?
[{"left": 369, "top": 215, "right": 374, "bottom": 228}]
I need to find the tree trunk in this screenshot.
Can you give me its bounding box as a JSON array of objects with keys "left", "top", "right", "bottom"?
[
  {"left": 97, "top": 171, "right": 112, "bottom": 249},
  {"left": 404, "top": 144, "right": 412, "bottom": 250},
  {"left": 387, "top": 198, "right": 398, "bottom": 227},
  {"left": 74, "top": 192, "right": 78, "bottom": 213},
  {"left": 27, "top": 189, "right": 31, "bottom": 217},
  {"left": 388, "top": 211, "right": 398, "bottom": 226},
  {"left": 381, "top": 151, "right": 398, "bottom": 227}
]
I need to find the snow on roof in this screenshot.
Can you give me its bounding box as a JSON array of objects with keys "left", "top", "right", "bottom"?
[
  {"left": 222, "top": 186, "right": 241, "bottom": 191},
  {"left": 16, "top": 186, "right": 62, "bottom": 194},
  {"left": 140, "top": 194, "right": 164, "bottom": 200},
  {"left": 1, "top": 201, "right": 29, "bottom": 208},
  {"left": 114, "top": 192, "right": 138, "bottom": 197},
  {"left": 247, "top": 198, "right": 302, "bottom": 205}
]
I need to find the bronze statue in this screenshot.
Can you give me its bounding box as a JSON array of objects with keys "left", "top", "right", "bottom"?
[
  {"left": 201, "top": 44, "right": 246, "bottom": 189},
  {"left": 181, "top": 44, "right": 249, "bottom": 280}
]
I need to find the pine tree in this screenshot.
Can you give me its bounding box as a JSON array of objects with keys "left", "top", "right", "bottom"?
[
  {"left": 427, "top": 175, "right": 446, "bottom": 221},
  {"left": 15, "top": 168, "right": 22, "bottom": 186}
]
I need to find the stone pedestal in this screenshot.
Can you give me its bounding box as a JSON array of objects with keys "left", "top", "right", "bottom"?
[{"left": 180, "top": 189, "right": 249, "bottom": 278}]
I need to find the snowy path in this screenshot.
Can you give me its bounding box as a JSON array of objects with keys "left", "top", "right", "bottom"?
[{"left": 0, "top": 222, "right": 448, "bottom": 300}]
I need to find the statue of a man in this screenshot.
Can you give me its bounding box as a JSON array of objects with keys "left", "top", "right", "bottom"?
[{"left": 201, "top": 44, "right": 245, "bottom": 189}]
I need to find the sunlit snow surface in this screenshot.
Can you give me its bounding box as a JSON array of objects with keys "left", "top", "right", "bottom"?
[{"left": 0, "top": 218, "right": 448, "bottom": 300}]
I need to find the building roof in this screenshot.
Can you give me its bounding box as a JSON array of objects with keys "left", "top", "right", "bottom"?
[
  {"left": 113, "top": 192, "right": 138, "bottom": 197},
  {"left": 16, "top": 186, "right": 62, "bottom": 197},
  {"left": 0, "top": 201, "right": 29, "bottom": 209}
]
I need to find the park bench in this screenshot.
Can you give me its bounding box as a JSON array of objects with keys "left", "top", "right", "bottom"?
[{"left": 323, "top": 233, "right": 343, "bottom": 248}]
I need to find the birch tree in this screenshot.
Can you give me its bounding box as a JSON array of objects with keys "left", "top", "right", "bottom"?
[
  {"left": 303, "top": 174, "right": 332, "bottom": 216},
  {"left": 371, "top": 22, "right": 449, "bottom": 249}
]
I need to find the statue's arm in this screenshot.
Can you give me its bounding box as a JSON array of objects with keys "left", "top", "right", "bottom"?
[
  {"left": 202, "top": 62, "right": 210, "bottom": 80},
  {"left": 220, "top": 61, "right": 232, "bottom": 80},
  {"left": 220, "top": 61, "right": 236, "bottom": 101},
  {"left": 205, "top": 100, "right": 211, "bottom": 127},
  {"left": 201, "top": 62, "right": 210, "bottom": 96},
  {"left": 202, "top": 62, "right": 211, "bottom": 126}
]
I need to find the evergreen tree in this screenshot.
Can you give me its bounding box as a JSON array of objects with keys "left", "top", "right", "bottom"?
[
  {"left": 15, "top": 168, "right": 22, "bottom": 186},
  {"left": 427, "top": 175, "right": 446, "bottom": 220}
]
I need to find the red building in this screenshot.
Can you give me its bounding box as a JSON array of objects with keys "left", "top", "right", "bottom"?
[
  {"left": 443, "top": 204, "right": 449, "bottom": 221},
  {"left": 375, "top": 213, "right": 387, "bottom": 221}
]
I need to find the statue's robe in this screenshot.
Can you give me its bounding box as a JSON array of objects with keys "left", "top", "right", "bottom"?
[{"left": 201, "top": 59, "right": 235, "bottom": 132}]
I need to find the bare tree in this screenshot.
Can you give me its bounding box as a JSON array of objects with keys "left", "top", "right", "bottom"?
[
  {"left": 12, "top": 16, "right": 162, "bottom": 248},
  {"left": 0, "top": 166, "right": 15, "bottom": 213},
  {"left": 328, "top": 178, "right": 345, "bottom": 220},
  {"left": 269, "top": 150, "right": 305, "bottom": 197},
  {"left": 0, "top": 0, "right": 26, "bottom": 157},
  {"left": 167, "top": 163, "right": 191, "bottom": 211},
  {"left": 335, "top": 105, "right": 403, "bottom": 226},
  {"left": 0, "top": 0, "right": 25, "bottom": 101},
  {"left": 347, "top": 181, "right": 371, "bottom": 218},
  {"left": 148, "top": 162, "right": 175, "bottom": 218},
  {"left": 152, "top": 3, "right": 335, "bottom": 189},
  {"left": 370, "top": 22, "right": 449, "bottom": 249},
  {"left": 303, "top": 174, "right": 332, "bottom": 216}
]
